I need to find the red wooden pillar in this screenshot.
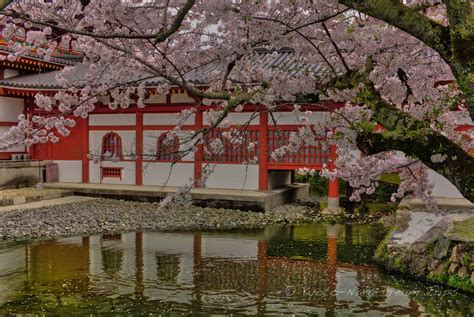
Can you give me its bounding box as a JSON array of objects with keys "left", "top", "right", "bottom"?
[
  {"left": 135, "top": 112, "right": 143, "bottom": 185},
  {"left": 194, "top": 110, "right": 203, "bottom": 188},
  {"left": 327, "top": 144, "right": 339, "bottom": 209},
  {"left": 81, "top": 117, "right": 89, "bottom": 183},
  {"left": 259, "top": 110, "right": 268, "bottom": 191}
]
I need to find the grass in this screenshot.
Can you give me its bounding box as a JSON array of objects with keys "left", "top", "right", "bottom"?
[
  {"left": 380, "top": 173, "right": 401, "bottom": 185},
  {"left": 449, "top": 217, "right": 474, "bottom": 242}
]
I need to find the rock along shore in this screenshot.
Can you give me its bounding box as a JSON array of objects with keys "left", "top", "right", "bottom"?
[
  {"left": 376, "top": 209, "right": 474, "bottom": 293},
  {"left": 0, "top": 198, "right": 325, "bottom": 241}
]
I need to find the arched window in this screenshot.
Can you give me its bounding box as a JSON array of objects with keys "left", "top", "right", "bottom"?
[
  {"left": 102, "top": 132, "right": 123, "bottom": 159},
  {"left": 157, "top": 133, "right": 180, "bottom": 161}
]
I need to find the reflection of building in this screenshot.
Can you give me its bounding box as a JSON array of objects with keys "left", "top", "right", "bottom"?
[{"left": 0, "top": 225, "right": 429, "bottom": 315}]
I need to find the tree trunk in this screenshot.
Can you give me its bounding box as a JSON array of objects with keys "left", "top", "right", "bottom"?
[{"left": 355, "top": 84, "right": 474, "bottom": 202}]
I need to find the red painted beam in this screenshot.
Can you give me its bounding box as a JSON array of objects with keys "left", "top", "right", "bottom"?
[
  {"left": 135, "top": 112, "right": 143, "bottom": 185},
  {"left": 259, "top": 110, "right": 269, "bottom": 191},
  {"left": 0, "top": 121, "right": 18, "bottom": 126},
  {"left": 81, "top": 118, "right": 89, "bottom": 183}
]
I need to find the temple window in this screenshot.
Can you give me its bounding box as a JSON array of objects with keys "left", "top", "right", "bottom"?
[
  {"left": 157, "top": 133, "right": 180, "bottom": 161},
  {"left": 102, "top": 132, "right": 123, "bottom": 159}
]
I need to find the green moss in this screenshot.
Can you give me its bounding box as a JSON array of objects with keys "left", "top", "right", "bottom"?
[
  {"left": 462, "top": 253, "right": 471, "bottom": 267},
  {"left": 426, "top": 240, "right": 437, "bottom": 255},
  {"left": 374, "top": 227, "right": 396, "bottom": 262},
  {"left": 447, "top": 275, "right": 473, "bottom": 293},
  {"left": 319, "top": 201, "right": 328, "bottom": 210},
  {"left": 449, "top": 217, "right": 474, "bottom": 241},
  {"left": 379, "top": 173, "right": 401, "bottom": 185},
  {"left": 428, "top": 271, "right": 449, "bottom": 284}
]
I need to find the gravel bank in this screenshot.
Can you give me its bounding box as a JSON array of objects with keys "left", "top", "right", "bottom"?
[{"left": 0, "top": 198, "right": 321, "bottom": 240}]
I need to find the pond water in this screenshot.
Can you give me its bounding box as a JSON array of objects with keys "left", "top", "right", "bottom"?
[{"left": 0, "top": 224, "right": 472, "bottom": 316}]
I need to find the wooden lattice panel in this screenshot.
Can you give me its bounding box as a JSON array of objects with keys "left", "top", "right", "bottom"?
[{"left": 101, "top": 167, "right": 122, "bottom": 179}]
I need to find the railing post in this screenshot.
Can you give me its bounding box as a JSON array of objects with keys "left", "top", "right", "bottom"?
[
  {"left": 259, "top": 110, "right": 268, "bottom": 191},
  {"left": 327, "top": 144, "right": 339, "bottom": 209}
]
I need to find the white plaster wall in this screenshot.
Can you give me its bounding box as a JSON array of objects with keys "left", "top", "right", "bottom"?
[
  {"left": 428, "top": 169, "right": 464, "bottom": 198},
  {"left": 144, "top": 93, "right": 167, "bottom": 103},
  {"left": 269, "top": 111, "right": 328, "bottom": 125},
  {"left": 204, "top": 112, "right": 259, "bottom": 126},
  {"left": 0, "top": 96, "right": 24, "bottom": 122},
  {"left": 143, "top": 162, "right": 194, "bottom": 186},
  {"left": 54, "top": 160, "right": 82, "bottom": 183},
  {"left": 170, "top": 93, "right": 194, "bottom": 103},
  {"left": 89, "top": 130, "right": 137, "bottom": 159},
  {"left": 89, "top": 161, "right": 136, "bottom": 185},
  {"left": 144, "top": 113, "right": 195, "bottom": 126},
  {"left": 205, "top": 164, "right": 259, "bottom": 190},
  {"left": 3, "top": 69, "right": 19, "bottom": 79},
  {"left": 89, "top": 114, "right": 136, "bottom": 126},
  {"left": 143, "top": 130, "right": 194, "bottom": 161},
  {"left": 0, "top": 126, "right": 25, "bottom": 153},
  {"left": 268, "top": 170, "right": 292, "bottom": 189}
]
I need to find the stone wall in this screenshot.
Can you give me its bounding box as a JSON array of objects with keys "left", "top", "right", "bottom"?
[
  {"left": 0, "top": 161, "right": 52, "bottom": 188},
  {"left": 375, "top": 211, "right": 473, "bottom": 293}
]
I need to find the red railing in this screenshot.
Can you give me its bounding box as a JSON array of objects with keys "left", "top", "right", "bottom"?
[
  {"left": 203, "top": 126, "right": 329, "bottom": 169},
  {"left": 204, "top": 128, "right": 259, "bottom": 163},
  {"left": 267, "top": 127, "right": 329, "bottom": 169}
]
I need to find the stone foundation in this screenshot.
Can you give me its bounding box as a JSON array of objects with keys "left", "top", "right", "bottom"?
[{"left": 0, "top": 161, "right": 52, "bottom": 188}]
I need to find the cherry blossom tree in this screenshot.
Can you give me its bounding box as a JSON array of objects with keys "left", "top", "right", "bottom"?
[{"left": 0, "top": 0, "right": 472, "bottom": 206}]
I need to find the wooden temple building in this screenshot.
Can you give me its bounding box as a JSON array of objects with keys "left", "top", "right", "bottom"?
[{"left": 0, "top": 38, "right": 471, "bottom": 208}]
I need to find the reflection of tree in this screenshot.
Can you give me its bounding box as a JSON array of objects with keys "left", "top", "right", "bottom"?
[{"left": 156, "top": 254, "right": 180, "bottom": 284}]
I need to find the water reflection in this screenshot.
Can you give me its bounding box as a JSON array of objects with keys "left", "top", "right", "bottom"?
[{"left": 0, "top": 224, "right": 472, "bottom": 315}]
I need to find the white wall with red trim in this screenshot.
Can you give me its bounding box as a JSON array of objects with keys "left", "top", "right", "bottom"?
[{"left": 0, "top": 96, "right": 26, "bottom": 157}]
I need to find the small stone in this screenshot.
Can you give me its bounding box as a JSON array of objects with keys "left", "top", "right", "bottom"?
[
  {"left": 411, "top": 242, "right": 426, "bottom": 254},
  {"left": 448, "top": 263, "right": 458, "bottom": 274},
  {"left": 411, "top": 255, "right": 428, "bottom": 277},
  {"left": 433, "top": 237, "right": 450, "bottom": 259},
  {"left": 457, "top": 266, "right": 468, "bottom": 279},
  {"left": 449, "top": 244, "right": 462, "bottom": 263},
  {"left": 427, "top": 259, "right": 440, "bottom": 272}
]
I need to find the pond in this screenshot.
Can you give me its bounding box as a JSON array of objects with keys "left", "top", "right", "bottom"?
[{"left": 0, "top": 224, "right": 472, "bottom": 315}]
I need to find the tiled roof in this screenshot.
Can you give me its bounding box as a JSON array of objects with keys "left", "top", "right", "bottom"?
[
  {"left": 0, "top": 48, "right": 324, "bottom": 90},
  {"left": 0, "top": 46, "right": 83, "bottom": 67}
]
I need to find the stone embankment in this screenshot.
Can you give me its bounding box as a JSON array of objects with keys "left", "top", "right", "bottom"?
[
  {"left": 0, "top": 198, "right": 323, "bottom": 240},
  {"left": 376, "top": 210, "right": 474, "bottom": 293}
]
